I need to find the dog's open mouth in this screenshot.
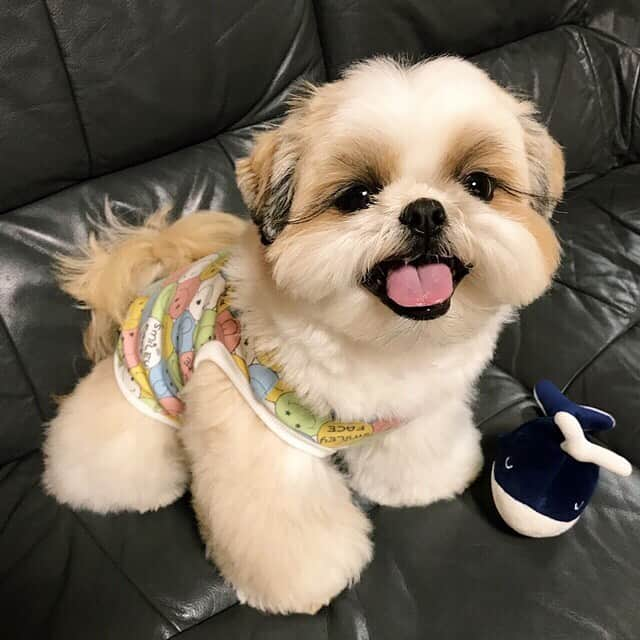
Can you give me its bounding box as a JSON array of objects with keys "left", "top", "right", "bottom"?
[{"left": 362, "top": 255, "right": 470, "bottom": 320}]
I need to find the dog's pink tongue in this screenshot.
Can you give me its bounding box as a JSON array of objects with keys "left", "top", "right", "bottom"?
[{"left": 386, "top": 263, "right": 453, "bottom": 307}]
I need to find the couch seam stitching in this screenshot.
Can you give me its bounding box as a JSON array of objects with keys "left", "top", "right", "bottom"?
[{"left": 41, "top": 0, "right": 93, "bottom": 177}]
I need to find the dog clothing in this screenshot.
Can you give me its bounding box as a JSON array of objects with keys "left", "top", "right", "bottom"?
[{"left": 114, "top": 252, "right": 403, "bottom": 457}]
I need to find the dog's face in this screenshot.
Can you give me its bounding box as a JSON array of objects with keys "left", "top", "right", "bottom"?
[{"left": 237, "top": 57, "right": 564, "bottom": 343}]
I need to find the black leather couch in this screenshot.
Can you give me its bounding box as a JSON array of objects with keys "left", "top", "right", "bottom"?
[{"left": 1, "top": 2, "right": 639, "bottom": 638}]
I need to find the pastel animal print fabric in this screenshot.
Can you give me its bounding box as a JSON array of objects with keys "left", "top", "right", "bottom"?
[{"left": 114, "top": 253, "right": 403, "bottom": 455}]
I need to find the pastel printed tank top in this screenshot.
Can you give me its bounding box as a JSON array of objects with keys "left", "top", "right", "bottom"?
[{"left": 114, "top": 252, "right": 403, "bottom": 457}]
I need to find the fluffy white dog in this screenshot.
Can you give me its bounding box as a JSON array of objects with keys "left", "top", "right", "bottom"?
[{"left": 43, "top": 57, "right": 564, "bottom": 615}]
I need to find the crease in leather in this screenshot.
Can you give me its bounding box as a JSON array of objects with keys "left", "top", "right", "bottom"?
[
  {"left": 230, "top": 1, "right": 322, "bottom": 131},
  {"left": 0, "top": 134, "right": 245, "bottom": 218},
  {"left": 476, "top": 396, "right": 534, "bottom": 430},
  {"left": 1, "top": 218, "right": 80, "bottom": 256},
  {"left": 563, "top": 315, "right": 640, "bottom": 393},
  {"left": 347, "top": 584, "right": 373, "bottom": 640},
  {"left": 167, "top": 601, "right": 242, "bottom": 638},
  {"left": 2, "top": 502, "right": 59, "bottom": 579},
  {"left": 41, "top": 509, "right": 75, "bottom": 632},
  {"left": 574, "top": 30, "right": 608, "bottom": 141},
  {"left": 575, "top": 25, "right": 640, "bottom": 161},
  {"left": 310, "top": 0, "right": 330, "bottom": 81},
  {"left": 540, "top": 30, "right": 571, "bottom": 125},
  {"left": 69, "top": 508, "right": 183, "bottom": 633},
  {"left": 41, "top": 0, "right": 93, "bottom": 177},
  {"left": 553, "top": 275, "right": 631, "bottom": 314},
  {"left": 214, "top": 138, "right": 237, "bottom": 170},
  {"left": 585, "top": 194, "right": 640, "bottom": 238},
  {"left": 0, "top": 310, "right": 44, "bottom": 422},
  {"left": 212, "top": 0, "right": 272, "bottom": 48},
  {"left": 0, "top": 460, "right": 41, "bottom": 537},
  {"left": 628, "top": 61, "right": 640, "bottom": 156},
  {"left": 540, "top": 597, "right": 615, "bottom": 639}
]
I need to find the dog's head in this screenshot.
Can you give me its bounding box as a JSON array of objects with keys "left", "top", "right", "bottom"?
[{"left": 236, "top": 57, "right": 563, "bottom": 342}]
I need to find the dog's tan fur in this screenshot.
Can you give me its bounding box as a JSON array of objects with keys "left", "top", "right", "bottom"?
[
  {"left": 58, "top": 208, "right": 247, "bottom": 361},
  {"left": 180, "top": 360, "right": 373, "bottom": 613},
  {"left": 492, "top": 195, "right": 561, "bottom": 278},
  {"left": 43, "top": 57, "right": 564, "bottom": 615}
]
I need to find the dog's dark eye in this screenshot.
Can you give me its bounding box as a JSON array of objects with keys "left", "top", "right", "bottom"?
[
  {"left": 462, "top": 172, "right": 495, "bottom": 202},
  {"left": 334, "top": 183, "right": 378, "bottom": 213}
]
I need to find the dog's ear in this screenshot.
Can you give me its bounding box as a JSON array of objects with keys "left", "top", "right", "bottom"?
[
  {"left": 518, "top": 104, "right": 565, "bottom": 218},
  {"left": 236, "top": 126, "right": 299, "bottom": 245}
]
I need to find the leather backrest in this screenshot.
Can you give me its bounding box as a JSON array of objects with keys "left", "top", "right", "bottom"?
[
  {"left": 314, "top": 1, "right": 586, "bottom": 71},
  {"left": 0, "top": 0, "right": 325, "bottom": 213},
  {"left": 0, "top": 0, "right": 90, "bottom": 212}
]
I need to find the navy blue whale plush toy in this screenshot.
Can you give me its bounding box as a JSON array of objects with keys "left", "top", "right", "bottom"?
[{"left": 491, "top": 380, "right": 632, "bottom": 537}]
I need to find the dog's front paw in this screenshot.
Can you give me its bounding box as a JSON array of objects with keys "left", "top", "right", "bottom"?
[
  {"left": 346, "top": 422, "right": 484, "bottom": 508},
  {"left": 207, "top": 495, "right": 373, "bottom": 615}
]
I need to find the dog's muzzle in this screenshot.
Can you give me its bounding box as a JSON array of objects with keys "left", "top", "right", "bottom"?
[{"left": 362, "top": 199, "right": 470, "bottom": 320}]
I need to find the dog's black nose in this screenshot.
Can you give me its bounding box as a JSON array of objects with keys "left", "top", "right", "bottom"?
[{"left": 399, "top": 198, "right": 447, "bottom": 237}]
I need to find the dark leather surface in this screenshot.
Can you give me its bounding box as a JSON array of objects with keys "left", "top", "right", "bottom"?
[
  {"left": 1, "top": 1, "right": 638, "bottom": 638},
  {"left": 315, "top": 1, "right": 585, "bottom": 75},
  {"left": 0, "top": 0, "right": 89, "bottom": 212}
]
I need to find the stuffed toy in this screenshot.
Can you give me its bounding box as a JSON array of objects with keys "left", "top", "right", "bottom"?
[{"left": 491, "top": 380, "right": 632, "bottom": 537}]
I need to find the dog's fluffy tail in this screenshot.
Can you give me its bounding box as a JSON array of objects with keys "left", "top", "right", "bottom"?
[{"left": 57, "top": 205, "right": 248, "bottom": 362}]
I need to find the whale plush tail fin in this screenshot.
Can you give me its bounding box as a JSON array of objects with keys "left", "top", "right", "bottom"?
[
  {"left": 533, "top": 380, "right": 615, "bottom": 433},
  {"left": 554, "top": 412, "right": 632, "bottom": 477}
]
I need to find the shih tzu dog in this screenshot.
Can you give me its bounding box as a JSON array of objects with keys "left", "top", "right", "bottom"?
[{"left": 43, "top": 57, "right": 564, "bottom": 614}]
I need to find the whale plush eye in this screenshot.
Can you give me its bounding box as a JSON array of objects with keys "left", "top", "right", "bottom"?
[
  {"left": 574, "top": 501, "right": 584, "bottom": 511},
  {"left": 504, "top": 456, "right": 514, "bottom": 470}
]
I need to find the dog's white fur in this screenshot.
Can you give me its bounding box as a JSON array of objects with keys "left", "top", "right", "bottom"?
[
  {"left": 43, "top": 57, "right": 563, "bottom": 614},
  {"left": 181, "top": 360, "right": 373, "bottom": 613},
  {"left": 44, "top": 359, "right": 189, "bottom": 512}
]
